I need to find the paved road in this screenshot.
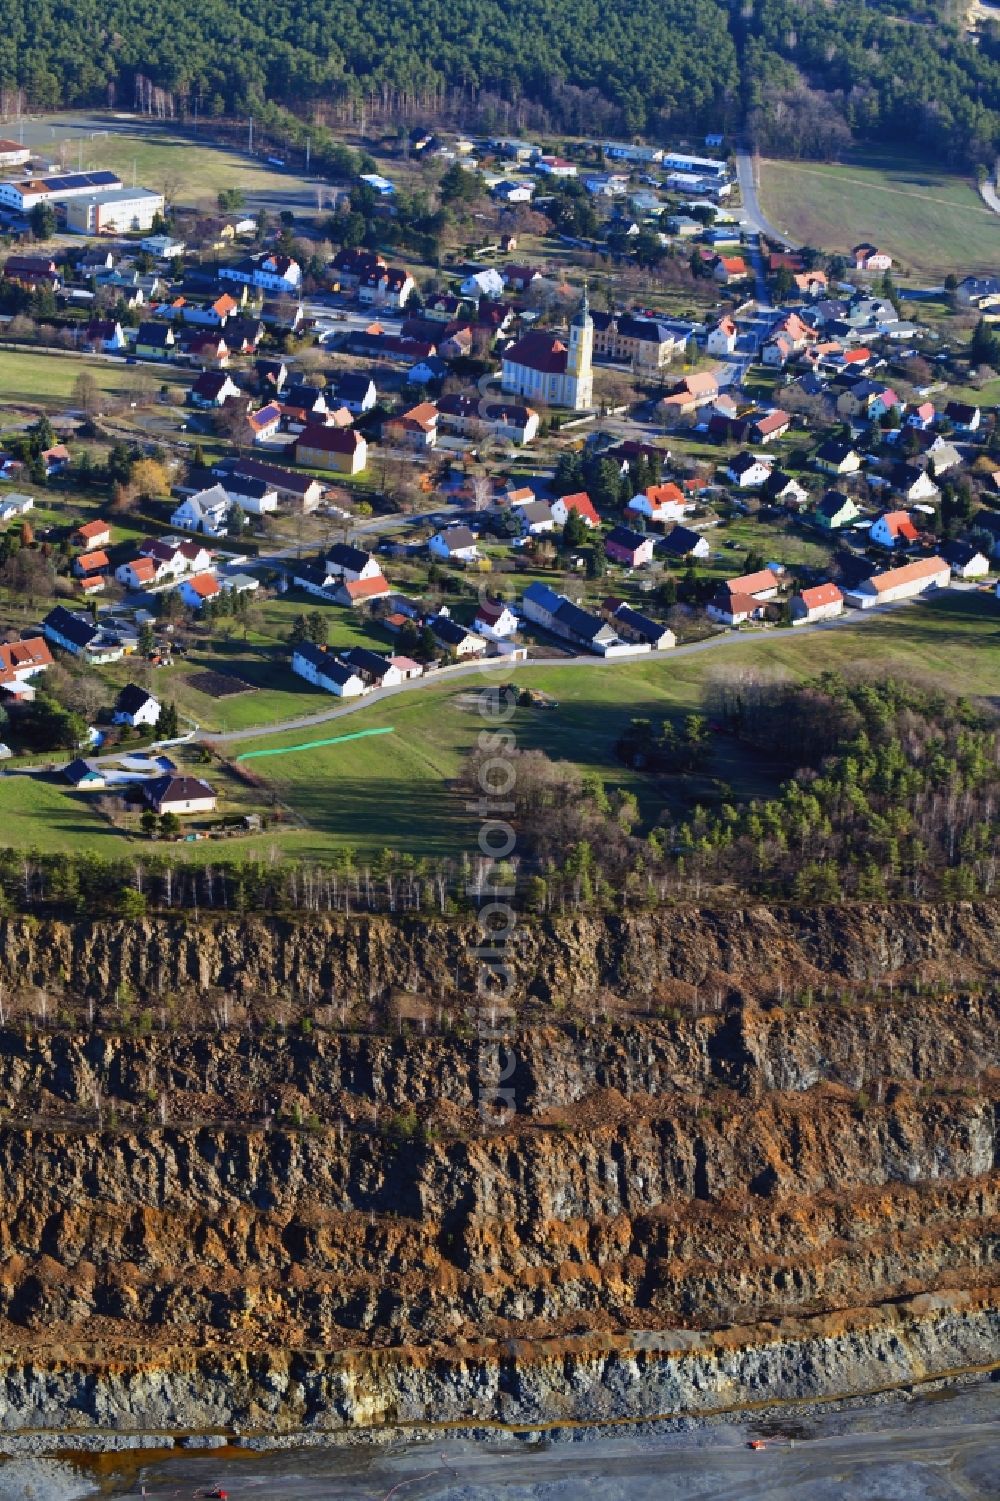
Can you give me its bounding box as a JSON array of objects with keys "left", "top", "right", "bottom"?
[{"left": 735, "top": 150, "right": 800, "bottom": 250}]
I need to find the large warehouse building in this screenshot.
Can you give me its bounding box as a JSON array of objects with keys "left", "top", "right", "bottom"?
[{"left": 65, "top": 186, "right": 165, "bottom": 234}]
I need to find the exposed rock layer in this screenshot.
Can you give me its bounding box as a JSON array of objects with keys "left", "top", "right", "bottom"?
[{"left": 0, "top": 906, "right": 996, "bottom": 1438}]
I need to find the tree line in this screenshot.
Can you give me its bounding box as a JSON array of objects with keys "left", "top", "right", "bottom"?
[{"left": 3, "top": 0, "right": 995, "bottom": 163}]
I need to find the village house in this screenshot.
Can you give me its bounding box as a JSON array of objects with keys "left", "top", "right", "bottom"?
[
  {"left": 84, "top": 319, "right": 127, "bottom": 353},
  {"left": 814, "top": 440, "right": 863, "bottom": 477},
  {"left": 549, "top": 492, "right": 600, "bottom": 529},
  {"left": 659, "top": 524, "right": 710, "bottom": 561},
  {"left": 473, "top": 598, "right": 519, "bottom": 641},
  {"left": 750, "top": 409, "right": 791, "bottom": 445},
  {"left": 71, "top": 519, "right": 111, "bottom": 550},
  {"left": 0, "top": 637, "right": 53, "bottom": 702},
  {"left": 852, "top": 243, "right": 892, "bottom": 272},
  {"left": 926, "top": 442, "right": 962, "bottom": 478},
  {"left": 605, "top": 525, "right": 655, "bottom": 568},
  {"left": 944, "top": 401, "right": 981, "bottom": 434},
  {"left": 814, "top": 491, "right": 861, "bottom": 531},
  {"left": 713, "top": 254, "right": 748, "bottom": 286},
  {"left": 189, "top": 370, "right": 242, "bottom": 409},
  {"left": 112, "top": 683, "right": 161, "bottom": 728},
  {"left": 217, "top": 458, "right": 325, "bottom": 512},
  {"left": 428, "top": 612, "right": 486, "bottom": 657},
  {"left": 605, "top": 601, "right": 675, "bottom": 650},
  {"left": 224, "top": 473, "right": 279, "bottom": 516},
  {"left": 247, "top": 403, "right": 283, "bottom": 444},
  {"left": 325, "top": 543, "right": 382, "bottom": 584},
  {"left": 706, "top": 317, "right": 738, "bottom": 356},
  {"left": 725, "top": 568, "right": 780, "bottom": 601},
  {"left": 73, "top": 549, "right": 110, "bottom": 587},
  {"left": 336, "top": 374, "right": 378, "bottom": 414},
  {"left": 171, "top": 485, "right": 231, "bottom": 536},
  {"left": 41, "top": 444, "right": 70, "bottom": 477},
  {"left": 845, "top": 555, "right": 950, "bottom": 608},
  {"left": 890, "top": 463, "right": 938, "bottom": 505},
  {"left": 940, "top": 539, "right": 990, "bottom": 579},
  {"left": 179, "top": 573, "right": 222, "bottom": 609},
  {"left": 134, "top": 322, "right": 175, "bottom": 360},
  {"left": 660, "top": 371, "right": 718, "bottom": 414},
  {"left": 220, "top": 252, "right": 301, "bottom": 294},
  {"left": 293, "top": 426, "right": 367, "bottom": 475},
  {"left": 43, "top": 605, "right": 125, "bottom": 662},
  {"left": 359, "top": 266, "right": 415, "bottom": 309},
  {"left": 626, "top": 482, "right": 689, "bottom": 526},
  {"left": 143, "top": 774, "right": 217, "bottom": 816},
  {"left": 115, "top": 555, "right": 161, "bottom": 590},
  {"left": 384, "top": 402, "right": 439, "bottom": 450},
  {"left": 706, "top": 589, "right": 768, "bottom": 627},
  {"left": 335, "top": 573, "right": 391, "bottom": 607},
  {"left": 906, "top": 401, "right": 936, "bottom": 431},
  {"left": 292, "top": 643, "right": 366, "bottom": 698},
  {"left": 481, "top": 403, "right": 539, "bottom": 445},
  {"left": 63, "top": 758, "right": 106, "bottom": 789},
  {"left": 429, "top": 525, "right": 480, "bottom": 563},
  {"left": 3, "top": 255, "right": 62, "bottom": 291},
  {"left": 791, "top": 582, "right": 844, "bottom": 625},
  {"left": 185, "top": 331, "right": 230, "bottom": 367},
  {"left": 340, "top": 647, "right": 403, "bottom": 689},
  {"left": 836, "top": 380, "right": 899, "bottom": 422},
  {"left": 517, "top": 501, "right": 556, "bottom": 536},
  {"left": 256, "top": 358, "right": 289, "bottom": 395},
  {"left": 726, "top": 452, "right": 773, "bottom": 488},
  {"left": 763, "top": 470, "right": 809, "bottom": 509},
  {"left": 522, "top": 582, "right": 621, "bottom": 654}
]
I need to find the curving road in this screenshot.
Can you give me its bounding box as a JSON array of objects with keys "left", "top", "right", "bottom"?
[
  {"left": 735, "top": 149, "right": 801, "bottom": 250},
  {"left": 205, "top": 588, "right": 953, "bottom": 746}
]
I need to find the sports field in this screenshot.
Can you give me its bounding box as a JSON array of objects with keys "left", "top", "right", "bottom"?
[
  {"left": 758, "top": 150, "right": 999, "bottom": 277},
  {"left": 13, "top": 114, "right": 320, "bottom": 217}
]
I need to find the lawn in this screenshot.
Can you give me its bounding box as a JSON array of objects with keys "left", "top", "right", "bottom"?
[
  {"left": 0, "top": 349, "right": 176, "bottom": 408},
  {"left": 0, "top": 775, "right": 132, "bottom": 853},
  {"left": 230, "top": 590, "right": 1000, "bottom": 862},
  {"left": 758, "top": 149, "right": 999, "bottom": 278}
]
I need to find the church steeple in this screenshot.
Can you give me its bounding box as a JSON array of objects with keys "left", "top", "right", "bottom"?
[{"left": 566, "top": 283, "right": 594, "bottom": 409}]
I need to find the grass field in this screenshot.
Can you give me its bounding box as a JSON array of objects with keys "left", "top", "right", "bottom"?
[
  {"left": 0, "top": 348, "right": 187, "bottom": 409},
  {"left": 227, "top": 590, "right": 1000, "bottom": 863},
  {"left": 0, "top": 775, "right": 132, "bottom": 853},
  {"left": 758, "top": 150, "right": 1000, "bottom": 278}
]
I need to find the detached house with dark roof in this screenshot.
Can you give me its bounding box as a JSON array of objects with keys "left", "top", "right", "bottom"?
[{"left": 113, "top": 683, "right": 161, "bottom": 727}]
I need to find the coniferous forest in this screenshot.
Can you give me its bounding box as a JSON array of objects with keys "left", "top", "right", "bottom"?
[{"left": 0, "top": 0, "right": 998, "bottom": 165}]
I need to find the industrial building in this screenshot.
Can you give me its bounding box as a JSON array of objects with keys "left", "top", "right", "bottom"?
[{"left": 65, "top": 186, "right": 165, "bottom": 235}]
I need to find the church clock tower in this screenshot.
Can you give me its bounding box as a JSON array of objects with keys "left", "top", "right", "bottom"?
[{"left": 566, "top": 287, "right": 594, "bottom": 410}]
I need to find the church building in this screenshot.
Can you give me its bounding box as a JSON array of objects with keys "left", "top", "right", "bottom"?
[{"left": 500, "top": 291, "right": 594, "bottom": 410}]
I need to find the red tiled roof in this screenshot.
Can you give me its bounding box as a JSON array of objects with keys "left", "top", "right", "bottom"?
[
  {"left": 799, "top": 582, "right": 843, "bottom": 610},
  {"left": 502, "top": 330, "right": 568, "bottom": 375}
]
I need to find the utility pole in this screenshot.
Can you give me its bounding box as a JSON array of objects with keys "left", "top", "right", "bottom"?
[
  {"left": 248, "top": 117, "right": 254, "bottom": 155},
  {"left": 305, "top": 137, "right": 311, "bottom": 173}
]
